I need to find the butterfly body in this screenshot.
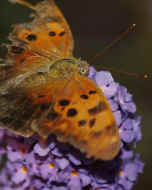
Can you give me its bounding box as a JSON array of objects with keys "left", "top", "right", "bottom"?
[{"left": 0, "top": 0, "right": 120, "bottom": 160}]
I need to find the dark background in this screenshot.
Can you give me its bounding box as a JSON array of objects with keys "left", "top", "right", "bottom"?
[{"left": 0, "top": 0, "right": 152, "bottom": 189}]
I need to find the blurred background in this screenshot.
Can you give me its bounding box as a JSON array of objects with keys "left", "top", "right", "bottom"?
[{"left": 0, "top": 0, "right": 151, "bottom": 189}]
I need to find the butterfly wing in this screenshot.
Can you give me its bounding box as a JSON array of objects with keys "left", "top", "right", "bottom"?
[
  {"left": 0, "top": 53, "right": 63, "bottom": 136},
  {"left": 0, "top": 69, "right": 120, "bottom": 160},
  {"left": 33, "top": 74, "right": 120, "bottom": 160},
  {"left": 8, "top": 0, "right": 74, "bottom": 58}
]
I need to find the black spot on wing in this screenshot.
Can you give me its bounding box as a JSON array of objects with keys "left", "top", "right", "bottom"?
[
  {"left": 78, "top": 120, "right": 86, "bottom": 126},
  {"left": 49, "top": 31, "right": 56, "bottom": 36},
  {"left": 59, "top": 99, "right": 70, "bottom": 106},
  {"left": 88, "top": 102, "right": 107, "bottom": 115},
  {"left": 26, "top": 34, "right": 37, "bottom": 41},
  {"left": 89, "top": 90, "right": 96, "bottom": 94},
  {"left": 92, "top": 131, "right": 103, "bottom": 138},
  {"left": 89, "top": 118, "right": 96, "bottom": 128},
  {"left": 80, "top": 94, "right": 88, "bottom": 99},
  {"left": 67, "top": 108, "right": 77, "bottom": 117},
  {"left": 59, "top": 31, "right": 66, "bottom": 36}
]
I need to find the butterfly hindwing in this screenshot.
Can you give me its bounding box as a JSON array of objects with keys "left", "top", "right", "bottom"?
[
  {"left": 35, "top": 75, "right": 120, "bottom": 160},
  {"left": 0, "top": 87, "right": 36, "bottom": 137}
]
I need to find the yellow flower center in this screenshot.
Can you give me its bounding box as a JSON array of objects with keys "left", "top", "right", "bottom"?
[
  {"left": 21, "top": 167, "right": 27, "bottom": 173},
  {"left": 71, "top": 171, "right": 78, "bottom": 176},
  {"left": 118, "top": 170, "right": 124, "bottom": 177},
  {"left": 48, "top": 163, "right": 55, "bottom": 168}
]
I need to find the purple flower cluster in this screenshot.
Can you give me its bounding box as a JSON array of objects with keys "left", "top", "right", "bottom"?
[{"left": 0, "top": 67, "right": 144, "bottom": 190}]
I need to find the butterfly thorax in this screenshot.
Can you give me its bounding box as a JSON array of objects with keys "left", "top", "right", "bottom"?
[
  {"left": 20, "top": 57, "right": 89, "bottom": 88},
  {"left": 0, "top": 57, "right": 89, "bottom": 94},
  {"left": 48, "top": 58, "right": 89, "bottom": 78}
]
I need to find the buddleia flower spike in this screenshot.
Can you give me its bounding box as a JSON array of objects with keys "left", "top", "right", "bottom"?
[{"left": 0, "top": 68, "right": 144, "bottom": 190}]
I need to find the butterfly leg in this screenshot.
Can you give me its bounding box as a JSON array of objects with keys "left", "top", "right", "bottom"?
[{"left": 9, "top": 0, "right": 36, "bottom": 10}]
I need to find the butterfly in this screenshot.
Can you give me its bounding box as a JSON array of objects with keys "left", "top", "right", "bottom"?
[{"left": 0, "top": 0, "right": 120, "bottom": 160}]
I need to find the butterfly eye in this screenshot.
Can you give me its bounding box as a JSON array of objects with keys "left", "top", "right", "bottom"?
[
  {"left": 77, "top": 60, "right": 89, "bottom": 75},
  {"left": 49, "top": 31, "right": 56, "bottom": 36},
  {"left": 79, "top": 67, "right": 87, "bottom": 75}
]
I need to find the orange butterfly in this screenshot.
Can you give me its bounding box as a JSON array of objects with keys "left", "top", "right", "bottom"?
[{"left": 0, "top": 0, "right": 120, "bottom": 160}]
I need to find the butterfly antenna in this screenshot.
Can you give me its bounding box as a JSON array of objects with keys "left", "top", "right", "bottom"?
[
  {"left": 98, "top": 66, "right": 152, "bottom": 79},
  {"left": 89, "top": 24, "right": 152, "bottom": 79},
  {"left": 89, "top": 24, "right": 136, "bottom": 63}
]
